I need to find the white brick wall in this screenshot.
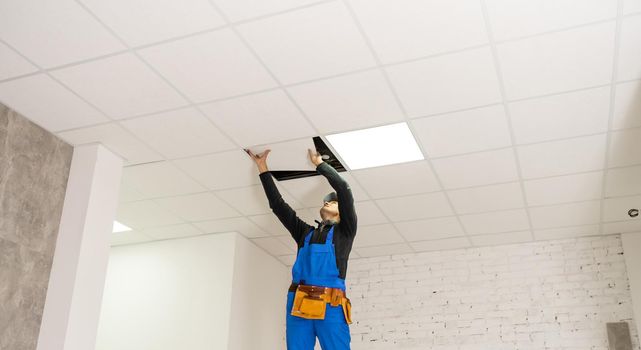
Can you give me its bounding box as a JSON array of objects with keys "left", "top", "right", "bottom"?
[{"left": 346, "top": 235, "right": 639, "bottom": 350}]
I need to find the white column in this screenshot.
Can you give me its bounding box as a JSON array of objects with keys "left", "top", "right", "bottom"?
[
  {"left": 37, "top": 144, "right": 123, "bottom": 350},
  {"left": 622, "top": 231, "right": 641, "bottom": 340}
]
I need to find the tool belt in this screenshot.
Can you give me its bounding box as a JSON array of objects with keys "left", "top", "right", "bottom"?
[{"left": 289, "top": 282, "right": 352, "bottom": 324}]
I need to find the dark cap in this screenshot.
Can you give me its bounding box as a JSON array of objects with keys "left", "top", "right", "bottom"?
[{"left": 323, "top": 191, "right": 338, "bottom": 203}]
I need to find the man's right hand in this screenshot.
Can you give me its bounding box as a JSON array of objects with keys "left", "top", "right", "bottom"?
[{"left": 245, "top": 148, "right": 271, "bottom": 174}]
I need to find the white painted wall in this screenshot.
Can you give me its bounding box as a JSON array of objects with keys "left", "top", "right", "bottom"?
[
  {"left": 95, "top": 233, "right": 236, "bottom": 350},
  {"left": 347, "top": 235, "right": 639, "bottom": 350},
  {"left": 623, "top": 231, "right": 641, "bottom": 341},
  {"left": 227, "top": 234, "right": 289, "bottom": 350},
  {"left": 94, "top": 224, "right": 641, "bottom": 350},
  {"left": 95, "top": 232, "right": 289, "bottom": 350}
]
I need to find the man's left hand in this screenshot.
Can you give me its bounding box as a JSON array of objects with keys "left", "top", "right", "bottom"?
[{"left": 308, "top": 148, "right": 323, "bottom": 166}]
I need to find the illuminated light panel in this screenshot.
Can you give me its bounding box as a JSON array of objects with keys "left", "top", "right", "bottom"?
[{"left": 326, "top": 122, "right": 424, "bottom": 170}]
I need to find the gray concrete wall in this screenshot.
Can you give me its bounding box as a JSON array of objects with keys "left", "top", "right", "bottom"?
[{"left": 0, "top": 103, "right": 73, "bottom": 350}]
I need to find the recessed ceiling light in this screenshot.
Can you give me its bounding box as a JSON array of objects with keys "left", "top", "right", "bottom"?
[
  {"left": 112, "top": 221, "right": 132, "bottom": 233},
  {"left": 326, "top": 122, "right": 424, "bottom": 170}
]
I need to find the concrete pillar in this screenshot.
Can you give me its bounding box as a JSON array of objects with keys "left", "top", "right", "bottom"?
[{"left": 36, "top": 144, "right": 123, "bottom": 350}]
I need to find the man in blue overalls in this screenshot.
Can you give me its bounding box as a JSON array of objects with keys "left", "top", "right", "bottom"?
[{"left": 247, "top": 148, "right": 357, "bottom": 350}]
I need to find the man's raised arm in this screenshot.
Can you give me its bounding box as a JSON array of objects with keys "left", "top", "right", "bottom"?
[
  {"left": 308, "top": 149, "right": 357, "bottom": 236},
  {"left": 246, "top": 149, "right": 313, "bottom": 243}
]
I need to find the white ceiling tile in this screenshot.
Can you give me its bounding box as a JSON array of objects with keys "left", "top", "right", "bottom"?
[
  {"left": 386, "top": 47, "right": 502, "bottom": 117},
  {"left": 120, "top": 108, "right": 235, "bottom": 159},
  {"left": 121, "top": 161, "right": 206, "bottom": 198},
  {"left": 141, "top": 223, "right": 203, "bottom": 240},
  {"left": 79, "top": 0, "right": 225, "bottom": 47},
  {"left": 278, "top": 254, "right": 296, "bottom": 266},
  {"left": 200, "top": 90, "right": 315, "bottom": 146},
  {"left": 213, "top": 0, "right": 320, "bottom": 22},
  {"left": 138, "top": 30, "right": 278, "bottom": 102},
  {"left": 497, "top": 22, "right": 616, "bottom": 100},
  {"left": 509, "top": 86, "right": 610, "bottom": 144},
  {"left": 411, "top": 237, "right": 471, "bottom": 252},
  {"left": 460, "top": 209, "right": 530, "bottom": 235},
  {"left": 275, "top": 232, "right": 298, "bottom": 252},
  {"left": 287, "top": 70, "right": 404, "bottom": 134},
  {"left": 431, "top": 148, "right": 519, "bottom": 189},
  {"left": 349, "top": 0, "right": 488, "bottom": 63},
  {"left": 173, "top": 150, "right": 260, "bottom": 191},
  {"left": 603, "top": 195, "right": 641, "bottom": 222},
  {"left": 118, "top": 182, "right": 147, "bottom": 203},
  {"left": 0, "top": 41, "right": 37, "bottom": 80},
  {"left": 352, "top": 223, "right": 405, "bottom": 248},
  {"left": 192, "top": 217, "right": 268, "bottom": 238},
  {"left": 116, "top": 200, "right": 185, "bottom": 229},
  {"left": 279, "top": 173, "right": 368, "bottom": 208},
  {"left": 394, "top": 217, "right": 465, "bottom": 242},
  {"left": 448, "top": 182, "right": 524, "bottom": 215},
  {"left": 469, "top": 231, "right": 532, "bottom": 247},
  {"left": 154, "top": 192, "right": 241, "bottom": 222},
  {"left": 524, "top": 172, "right": 604, "bottom": 207},
  {"left": 602, "top": 220, "right": 641, "bottom": 234},
  {"left": 608, "top": 128, "right": 641, "bottom": 168},
  {"left": 485, "top": 0, "right": 616, "bottom": 42},
  {"left": 613, "top": 80, "right": 641, "bottom": 130},
  {"left": 529, "top": 200, "right": 601, "bottom": 229},
  {"left": 240, "top": 137, "right": 322, "bottom": 172},
  {"left": 5, "top": 0, "right": 637, "bottom": 252},
  {"left": 355, "top": 201, "right": 389, "bottom": 226},
  {"left": 517, "top": 134, "right": 607, "bottom": 179},
  {"left": 412, "top": 105, "right": 512, "bottom": 158},
  {"left": 248, "top": 213, "right": 292, "bottom": 236},
  {"left": 617, "top": 14, "right": 641, "bottom": 81},
  {"left": 279, "top": 173, "right": 342, "bottom": 208},
  {"left": 236, "top": 2, "right": 376, "bottom": 84},
  {"left": 297, "top": 207, "right": 326, "bottom": 225},
  {"left": 0, "top": 74, "right": 108, "bottom": 132},
  {"left": 251, "top": 236, "right": 296, "bottom": 256},
  {"left": 606, "top": 166, "right": 641, "bottom": 197},
  {"left": 57, "top": 123, "right": 162, "bottom": 165},
  {"left": 51, "top": 53, "right": 187, "bottom": 118},
  {"left": 355, "top": 243, "right": 413, "bottom": 257},
  {"left": 351, "top": 161, "right": 440, "bottom": 199},
  {"left": 534, "top": 225, "right": 600, "bottom": 241},
  {"left": 0, "top": 0, "right": 124, "bottom": 68},
  {"left": 623, "top": 0, "right": 641, "bottom": 15},
  {"left": 111, "top": 230, "right": 155, "bottom": 246},
  {"left": 375, "top": 192, "right": 453, "bottom": 222},
  {"left": 216, "top": 184, "right": 302, "bottom": 216}
]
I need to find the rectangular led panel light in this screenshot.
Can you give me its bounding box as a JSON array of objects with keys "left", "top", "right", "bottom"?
[
  {"left": 112, "top": 221, "right": 132, "bottom": 233},
  {"left": 326, "top": 122, "right": 424, "bottom": 170}
]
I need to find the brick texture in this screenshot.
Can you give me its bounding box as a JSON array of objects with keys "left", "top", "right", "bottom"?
[{"left": 346, "top": 235, "right": 639, "bottom": 350}]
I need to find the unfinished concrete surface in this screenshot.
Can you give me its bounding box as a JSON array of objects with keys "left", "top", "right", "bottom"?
[{"left": 0, "top": 103, "right": 73, "bottom": 350}]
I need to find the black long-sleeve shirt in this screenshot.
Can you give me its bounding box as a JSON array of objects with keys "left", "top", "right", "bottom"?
[{"left": 259, "top": 162, "right": 357, "bottom": 280}]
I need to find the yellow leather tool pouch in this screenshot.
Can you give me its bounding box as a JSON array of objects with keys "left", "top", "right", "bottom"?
[
  {"left": 341, "top": 297, "right": 353, "bottom": 324},
  {"left": 291, "top": 289, "right": 327, "bottom": 320}
]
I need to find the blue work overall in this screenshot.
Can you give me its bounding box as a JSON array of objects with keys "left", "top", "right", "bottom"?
[{"left": 286, "top": 226, "right": 351, "bottom": 350}]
